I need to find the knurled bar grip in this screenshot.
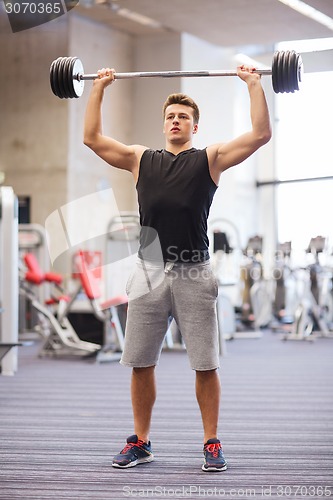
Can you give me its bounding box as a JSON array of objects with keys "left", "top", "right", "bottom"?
[{"left": 79, "top": 69, "right": 273, "bottom": 80}]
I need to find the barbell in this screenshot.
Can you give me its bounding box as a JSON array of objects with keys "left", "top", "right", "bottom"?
[{"left": 50, "top": 50, "right": 303, "bottom": 99}]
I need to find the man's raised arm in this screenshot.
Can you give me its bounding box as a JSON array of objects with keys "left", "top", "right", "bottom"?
[
  {"left": 207, "top": 64, "right": 272, "bottom": 182},
  {"left": 83, "top": 68, "right": 145, "bottom": 177}
]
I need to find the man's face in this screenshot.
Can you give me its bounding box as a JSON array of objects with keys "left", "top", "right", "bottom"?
[{"left": 163, "top": 104, "right": 198, "bottom": 143}]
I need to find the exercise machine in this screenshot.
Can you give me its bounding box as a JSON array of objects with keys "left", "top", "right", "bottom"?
[
  {"left": 18, "top": 223, "right": 50, "bottom": 338},
  {"left": 19, "top": 252, "right": 101, "bottom": 357},
  {"left": 73, "top": 250, "right": 128, "bottom": 362},
  {"left": 272, "top": 241, "right": 293, "bottom": 322},
  {"left": 208, "top": 220, "right": 265, "bottom": 353},
  {"left": 20, "top": 249, "right": 129, "bottom": 360},
  {"left": 105, "top": 212, "right": 140, "bottom": 298},
  {"left": 281, "top": 236, "right": 333, "bottom": 341},
  {"left": 239, "top": 236, "right": 272, "bottom": 332}
]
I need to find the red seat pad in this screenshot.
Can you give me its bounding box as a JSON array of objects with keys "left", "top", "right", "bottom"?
[
  {"left": 100, "top": 295, "right": 128, "bottom": 310},
  {"left": 24, "top": 253, "right": 44, "bottom": 283},
  {"left": 76, "top": 251, "right": 128, "bottom": 307},
  {"left": 76, "top": 251, "right": 102, "bottom": 300},
  {"left": 25, "top": 270, "right": 44, "bottom": 285},
  {"left": 44, "top": 272, "right": 63, "bottom": 285}
]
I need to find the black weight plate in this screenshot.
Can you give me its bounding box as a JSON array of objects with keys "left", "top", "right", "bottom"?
[
  {"left": 52, "top": 57, "right": 63, "bottom": 98},
  {"left": 282, "top": 50, "right": 291, "bottom": 93},
  {"left": 272, "top": 51, "right": 280, "bottom": 94},
  {"left": 50, "top": 59, "right": 58, "bottom": 97},
  {"left": 284, "top": 50, "right": 294, "bottom": 93},
  {"left": 281, "top": 50, "right": 289, "bottom": 93},
  {"left": 66, "top": 57, "right": 76, "bottom": 98},
  {"left": 60, "top": 57, "right": 71, "bottom": 98},
  {"left": 61, "top": 57, "right": 72, "bottom": 99},
  {"left": 50, "top": 57, "right": 62, "bottom": 98},
  {"left": 278, "top": 51, "right": 285, "bottom": 93},
  {"left": 297, "top": 54, "right": 304, "bottom": 90},
  {"left": 52, "top": 57, "right": 64, "bottom": 99},
  {"left": 58, "top": 57, "right": 67, "bottom": 98},
  {"left": 275, "top": 51, "right": 282, "bottom": 93},
  {"left": 294, "top": 53, "right": 302, "bottom": 91},
  {"left": 288, "top": 51, "right": 295, "bottom": 92},
  {"left": 52, "top": 58, "right": 62, "bottom": 98},
  {"left": 277, "top": 51, "right": 285, "bottom": 93},
  {"left": 285, "top": 51, "right": 294, "bottom": 93},
  {"left": 64, "top": 57, "right": 75, "bottom": 99},
  {"left": 291, "top": 51, "right": 298, "bottom": 93},
  {"left": 294, "top": 52, "right": 300, "bottom": 91},
  {"left": 57, "top": 58, "right": 68, "bottom": 99}
]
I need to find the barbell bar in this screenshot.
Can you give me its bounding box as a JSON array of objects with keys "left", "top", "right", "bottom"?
[{"left": 50, "top": 50, "right": 303, "bottom": 99}]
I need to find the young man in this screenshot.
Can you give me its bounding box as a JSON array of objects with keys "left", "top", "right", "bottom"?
[{"left": 84, "top": 64, "right": 271, "bottom": 472}]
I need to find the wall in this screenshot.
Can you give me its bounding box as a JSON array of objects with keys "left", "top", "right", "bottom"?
[
  {"left": 67, "top": 14, "right": 135, "bottom": 213},
  {"left": 132, "top": 32, "right": 182, "bottom": 151},
  {"left": 0, "top": 11, "right": 136, "bottom": 224},
  {"left": 0, "top": 13, "right": 69, "bottom": 226}
]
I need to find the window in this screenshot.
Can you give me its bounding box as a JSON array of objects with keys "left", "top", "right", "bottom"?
[{"left": 275, "top": 66, "right": 333, "bottom": 258}]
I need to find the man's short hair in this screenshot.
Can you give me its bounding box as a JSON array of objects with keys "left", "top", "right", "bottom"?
[{"left": 162, "top": 94, "right": 200, "bottom": 125}]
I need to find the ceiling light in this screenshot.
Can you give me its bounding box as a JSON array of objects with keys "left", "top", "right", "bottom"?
[
  {"left": 116, "top": 8, "right": 162, "bottom": 28},
  {"left": 80, "top": 0, "right": 162, "bottom": 28},
  {"left": 109, "top": 2, "right": 162, "bottom": 28},
  {"left": 278, "top": 0, "right": 333, "bottom": 31}
]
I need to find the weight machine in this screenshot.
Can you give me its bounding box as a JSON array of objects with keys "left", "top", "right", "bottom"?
[
  {"left": 239, "top": 235, "right": 272, "bottom": 333},
  {"left": 209, "top": 221, "right": 266, "bottom": 354},
  {"left": 272, "top": 241, "right": 293, "bottom": 322},
  {"left": 18, "top": 223, "right": 50, "bottom": 338},
  {"left": 281, "top": 236, "right": 333, "bottom": 341},
  {"left": 19, "top": 250, "right": 128, "bottom": 360},
  {"left": 19, "top": 253, "right": 101, "bottom": 357}
]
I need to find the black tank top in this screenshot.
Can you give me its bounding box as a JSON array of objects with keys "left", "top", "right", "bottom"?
[{"left": 137, "top": 148, "right": 217, "bottom": 263}]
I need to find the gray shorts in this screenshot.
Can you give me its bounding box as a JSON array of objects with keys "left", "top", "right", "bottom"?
[{"left": 121, "top": 259, "right": 219, "bottom": 371}]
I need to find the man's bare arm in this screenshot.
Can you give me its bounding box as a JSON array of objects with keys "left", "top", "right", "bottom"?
[
  {"left": 83, "top": 68, "right": 147, "bottom": 179},
  {"left": 207, "top": 65, "right": 272, "bottom": 184}
]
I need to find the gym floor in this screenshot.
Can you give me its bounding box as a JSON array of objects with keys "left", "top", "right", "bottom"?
[{"left": 1, "top": 333, "right": 332, "bottom": 499}]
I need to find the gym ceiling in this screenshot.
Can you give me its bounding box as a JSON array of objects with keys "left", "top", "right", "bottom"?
[{"left": 75, "top": 0, "right": 333, "bottom": 48}]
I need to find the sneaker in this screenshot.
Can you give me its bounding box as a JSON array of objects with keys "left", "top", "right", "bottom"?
[
  {"left": 112, "top": 434, "right": 154, "bottom": 468},
  {"left": 202, "top": 438, "right": 227, "bottom": 472}
]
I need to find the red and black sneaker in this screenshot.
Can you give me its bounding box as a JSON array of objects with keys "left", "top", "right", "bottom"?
[
  {"left": 112, "top": 434, "right": 154, "bottom": 468},
  {"left": 202, "top": 438, "right": 228, "bottom": 472}
]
